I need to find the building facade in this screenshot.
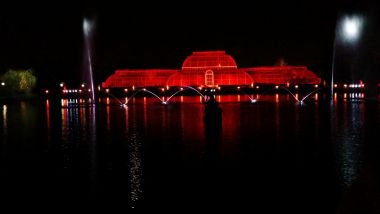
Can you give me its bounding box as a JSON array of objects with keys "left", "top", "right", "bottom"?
[{"left": 102, "top": 51, "right": 321, "bottom": 88}]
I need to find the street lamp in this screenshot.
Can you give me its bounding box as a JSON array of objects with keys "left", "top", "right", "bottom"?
[{"left": 331, "top": 15, "right": 363, "bottom": 99}]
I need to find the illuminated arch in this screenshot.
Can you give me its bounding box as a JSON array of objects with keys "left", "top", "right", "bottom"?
[{"left": 205, "top": 70, "right": 214, "bottom": 87}]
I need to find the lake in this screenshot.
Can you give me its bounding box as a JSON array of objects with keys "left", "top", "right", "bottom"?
[{"left": 0, "top": 94, "right": 379, "bottom": 212}]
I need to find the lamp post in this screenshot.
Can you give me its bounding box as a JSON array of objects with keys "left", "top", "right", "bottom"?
[{"left": 331, "top": 15, "right": 363, "bottom": 99}]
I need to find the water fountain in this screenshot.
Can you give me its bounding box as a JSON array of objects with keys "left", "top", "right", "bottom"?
[
  {"left": 237, "top": 86, "right": 276, "bottom": 103},
  {"left": 123, "top": 87, "right": 206, "bottom": 105},
  {"left": 103, "top": 85, "right": 321, "bottom": 106},
  {"left": 280, "top": 85, "right": 323, "bottom": 105},
  {"left": 122, "top": 89, "right": 166, "bottom": 105},
  {"left": 83, "top": 18, "right": 95, "bottom": 103},
  {"left": 299, "top": 88, "right": 322, "bottom": 103},
  {"left": 280, "top": 86, "right": 300, "bottom": 103},
  {"left": 104, "top": 86, "right": 206, "bottom": 106},
  {"left": 165, "top": 86, "right": 206, "bottom": 103},
  {"left": 331, "top": 15, "right": 363, "bottom": 101}
]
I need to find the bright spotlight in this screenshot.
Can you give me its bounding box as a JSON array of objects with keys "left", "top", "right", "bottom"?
[
  {"left": 83, "top": 19, "right": 92, "bottom": 35},
  {"left": 341, "top": 16, "right": 363, "bottom": 42}
]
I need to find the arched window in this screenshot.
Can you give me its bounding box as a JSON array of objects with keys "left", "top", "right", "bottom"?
[{"left": 205, "top": 70, "right": 214, "bottom": 87}]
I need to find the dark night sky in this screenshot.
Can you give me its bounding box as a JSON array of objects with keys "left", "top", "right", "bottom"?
[{"left": 0, "top": 1, "right": 379, "bottom": 88}]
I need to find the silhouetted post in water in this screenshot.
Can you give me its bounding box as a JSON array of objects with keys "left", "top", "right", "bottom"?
[
  {"left": 203, "top": 91, "right": 222, "bottom": 132},
  {"left": 204, "top": 91, "right": 222, "bottom": 125},
  {"left": 203, "top": 91, "right": 222, "bottom": 167}
]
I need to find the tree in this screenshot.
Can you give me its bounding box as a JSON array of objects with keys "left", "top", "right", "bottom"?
[
  {"left": 1, "top": 69, "right": 37, "bottom": 95},
  {"left": 274, "top": 57, "right": 288, "bottom": 66}
]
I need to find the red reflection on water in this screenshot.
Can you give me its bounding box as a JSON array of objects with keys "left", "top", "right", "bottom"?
[
  {"left": 46, "top": 100, "right": 50, "bottom": 129},
  {"left": 61, "top": 105, "right": 67, "bottom": 129},
  {"left": 124, "top": 107, "right": 128, "bottom": 132},
  {"left": 79, "top": 105, "right": 84, "bottom": 126},
  {"left": 143, "top": 98, "right": 147, "bottom": 131},
  {"left": 106, "top": 105, "right": 110, "bottom": 130}
]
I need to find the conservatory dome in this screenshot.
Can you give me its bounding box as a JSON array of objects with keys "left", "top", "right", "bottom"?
[{"left": 181, "top": 51, "right": 238, "bottom": 70}]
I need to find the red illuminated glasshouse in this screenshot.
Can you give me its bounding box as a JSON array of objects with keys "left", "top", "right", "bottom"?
[{"left": 102, "top": 51, "right": 321, "bottom": 89}]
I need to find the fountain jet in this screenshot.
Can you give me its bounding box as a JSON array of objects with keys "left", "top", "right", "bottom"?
[{"left": 83, "top": 18, "right": 95, "bottom": 102}]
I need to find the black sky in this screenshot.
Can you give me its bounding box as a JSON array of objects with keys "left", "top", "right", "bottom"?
[{"left": 0, "top": 1, "right": 379, "bottom": 87}]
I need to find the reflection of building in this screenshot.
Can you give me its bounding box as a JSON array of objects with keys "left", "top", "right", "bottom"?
[{"left": 102, "top": 51, "right": 321, "bottom": 88}]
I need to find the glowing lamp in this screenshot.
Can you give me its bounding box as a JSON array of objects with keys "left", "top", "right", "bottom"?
[{"left": 342, "top": 16, "right": 363, "bottom": 42}]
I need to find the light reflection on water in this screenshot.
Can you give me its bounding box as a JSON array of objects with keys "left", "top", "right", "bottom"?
[
  {"left": 0, "top": 94, "right": 378, "bottom": 210},
  {"left": 127, "top": 107, "right": 142, "bottom": 207},
  {"left": 2, "top": 104, "right": 7, "bottom": 132},
  {"left": 331, "top": 101, "right": 365, "bottom": 188}
]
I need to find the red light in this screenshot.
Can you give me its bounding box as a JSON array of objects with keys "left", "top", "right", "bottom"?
[
  {"left": 45, "top": 90, "right": 49, "bottom": 94},
  {"left": 101, "top": 51, "right": 321, "bottom": 88}
]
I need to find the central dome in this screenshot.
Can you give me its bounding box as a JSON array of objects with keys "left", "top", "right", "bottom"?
[{"left": 181, "top": 51, "right": 237, "bottom": 70}]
